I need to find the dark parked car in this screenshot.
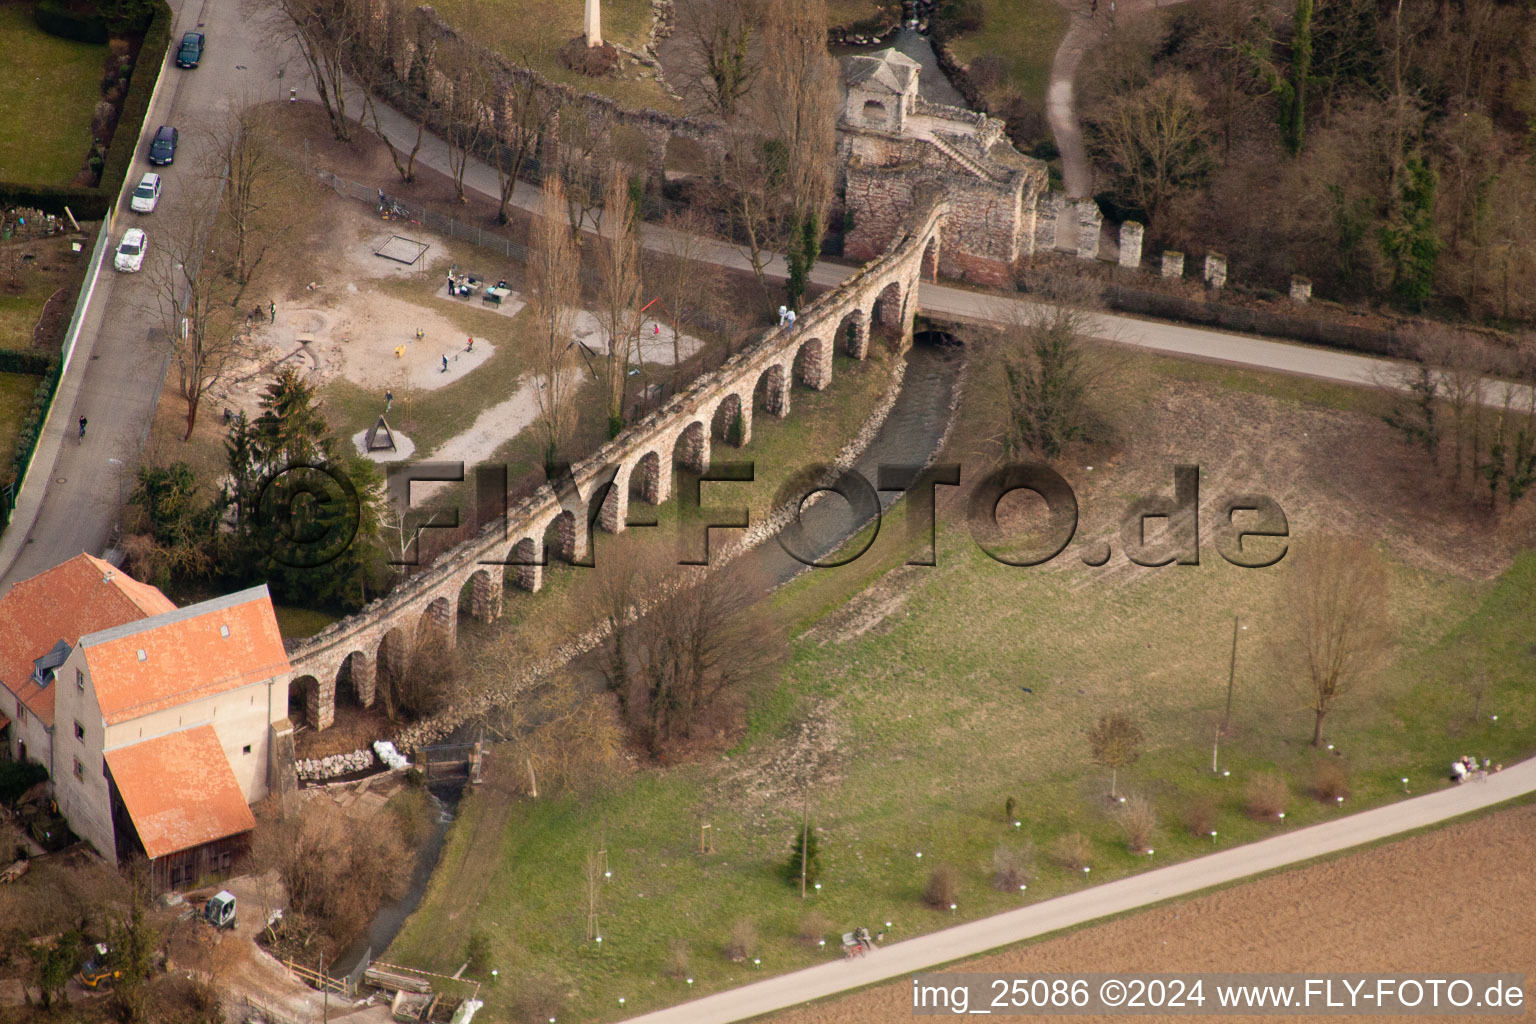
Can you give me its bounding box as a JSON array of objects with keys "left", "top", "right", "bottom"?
[
  {"left": 176, "top": 31, "right": 204, "bottom": 68},
  {"left": 148, "top": 125, "right": 177, "bottom": 166}
]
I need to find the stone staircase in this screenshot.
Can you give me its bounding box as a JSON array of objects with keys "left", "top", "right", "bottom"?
[{"left": 927, "top": 132, "right": 995, "bottom": 182}]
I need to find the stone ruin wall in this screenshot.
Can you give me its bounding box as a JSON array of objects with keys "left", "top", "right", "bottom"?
[
  {"left": 841, "top": 134, "right": 1044, "bottom": 289},
  {"left": 353, "top": 0, "right": 728, "bottom": 189}
]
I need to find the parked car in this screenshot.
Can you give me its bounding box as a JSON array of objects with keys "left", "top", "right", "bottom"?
[
  {"left": 114, "top": 228, "right": 147, "bottom": 272},
  {"left": 148, "top": 125, "right": 177, "bottom": 166},
  {"left": 129, "top": 172, "right": 161, "bottom": 213},
  {"left": 175, "top": 31, "right": 204, "bottom": 68}
]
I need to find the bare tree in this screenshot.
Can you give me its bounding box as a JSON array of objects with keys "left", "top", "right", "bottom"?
[
  {"left": 354, "top": 35, "right": 428, "bottom": 185},
  {"left": 757, "top": 0, "right": 837, "bottom": 309},
  {"left": 142, "top": 199, "right": 241, "bottom": 441},
  {"left": 490, "top": 60, "right": 557, "bottom": 224},
  {"left": 647, "top": 209, "right": 728, "bottom": 385},
  {"left": 1271, "top": 534, "right": 1391, "bottom": 746},
  {"left": 268, "top": 0, "right": 359, "bottom": 141},
  {"left": 715, "top": 125, "right": 780, "bottom": 304},
  {"left": 989, "top": 280, "right": 1113, "bottom": 460},
  {"left": 529, "top": 176, "right": 581, "bottom": 469},
  {"left": 1088, "top": 712, "right": 1144, "bottom": 799},
  {"left": 594, "top": 165, "right": 644, "bottom": 435},
  {"left": 204, "top": 99, "right": 294, "bottom": 302},
  {"left": 438, "top": 39, "right": 491, "bottom": 204},
  {"left": 1089, "top": 72, "right": 1214, "bottom": 227},
  {"left": 601, "top": 553, "right": 784, "bottom": 756},
  {"left": 675, "top": 0, "right": 760, "bottom": 116}
]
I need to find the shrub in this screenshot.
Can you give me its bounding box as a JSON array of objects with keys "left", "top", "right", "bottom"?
[
  {"left": 1118, "top": 795, "right": 1157, "bottom": 853},
  {"left": 1246, "top": 773, "right": 1290, "bottom": 819},
  {"left": 1313, "top": 761, "right": 1350, "bottom": 802},
  {"left": 724, "top": 919, "right": 757, "bottom": 962},
  {"left": 664, "top": 938, "right": 690, "bottom": 980},
  {"left": 798, "top": 911, "right": 832, "bottom": 948},
  {"left": 991, "top": 841, "right": 1035, "bottom": 890},
  {"left": 923, "top": 864, "right": 960, "bottom": 910},
  {"left": 1051, "top": 832, "right": 1093, "bottom": 871},
  {"left": 1183, "top": 794, "right": 1217, "bottom": 838}
]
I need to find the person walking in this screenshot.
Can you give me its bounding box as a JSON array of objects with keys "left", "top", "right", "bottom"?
[
  {"left": 786, "top": 309, "right": 797, "bottom": 331},
  {"left": 441, "top": 354, "right": 449, "bottom": 373},
  {"left": 269, "top": 301, "right": 276, "bottom": 324},
  {"left": 385, "top": 390, "right": 393, "bottom": 412},
  {"left": 78, "top": 415, "right": 87, "bottom": 439},
  {"left": 466, "top": 336, "right": 474, "bottom": 352},
  {"left": 778, "top": 305, "right": 788, "bottom": 327}
]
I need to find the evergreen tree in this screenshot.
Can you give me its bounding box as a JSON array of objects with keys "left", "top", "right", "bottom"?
[{"left": 785, "top": 821, "right": 822, "bottom": 889}]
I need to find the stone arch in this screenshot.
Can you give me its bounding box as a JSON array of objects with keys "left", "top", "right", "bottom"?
[
  {"left": 422, "top": 595, "right": 457, "bottom": 649},
  {"left": 921, "top": 233, "right": 940, "bottom": 281},
  {"left": 458, "top": 567, "right": 503, "bottom": 624},
  {"left": 375, "top": 623, "right": 415, "bottom": 709},
  {"left": 664, "top": 133, "right": 709, "bottom": 180},
  {"left": 545, "top": 509, "right": 582, "bottom": 565},
  {"left": 337, "top": 650, "right": 377, "bottom": 710},
  {"left": 754, "top": 362, "right": 791, "bottom": 418},
  {"left": 507, "top": 535, "right": 544, "bottom": 592},
  {"left": 631, "top": 450, "right": 668, "bottom": 505},
  {"left": 862, "top": 99, "right": 889, "bottom": 127},
  {"left": 837, "top": 308, "right": 870, "bottom": 360},
  {"left": 710, "top": 393, "right": 749, "bottom": 447},
  {"left": 873, "top": 279, "right": 904, "bottom": 331},
  {"left": 792, "top": 337, "right": 832, "bottom": 391},
  {"left": 672, "top": 420, "right": 709, "bottom": 474},
  {"left": 289, "top": 675, "right": 325, "bottom": 730}
]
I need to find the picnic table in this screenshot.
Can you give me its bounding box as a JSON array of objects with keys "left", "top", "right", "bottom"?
[{"left": 483, "top": 284, "right": 511, "bottom": 307}]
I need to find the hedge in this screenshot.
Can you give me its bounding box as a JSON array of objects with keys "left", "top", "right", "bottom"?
[
  {"left": 0, "top": 0, "right": 172, "bottom": 219},
  {"left": 33, "top": 0, "right": 110, "bottom": 43},
  {"left": 0, "top": 350, "right": 55, "bottom": 376}
]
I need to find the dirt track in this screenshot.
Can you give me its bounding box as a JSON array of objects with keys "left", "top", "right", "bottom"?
[{"left": 768, "top": 803, "right": 1536, "bottom": 1023}]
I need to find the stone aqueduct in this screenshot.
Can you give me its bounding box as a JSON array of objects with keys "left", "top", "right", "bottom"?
[{"left": 285, "top": 197, "right": 950, "bottom": 730}]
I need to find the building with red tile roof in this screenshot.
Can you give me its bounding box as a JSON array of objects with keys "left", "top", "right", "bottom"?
[{"left": 0, "top": 557, "right": 293, "bottom": 891}]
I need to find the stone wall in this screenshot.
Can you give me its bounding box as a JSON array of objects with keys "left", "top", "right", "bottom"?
[
  {"left": 842, "top": 138, "right": 1042, "bottom": 288},
  {"left": 353, "top": 0, "right": 728, "bottom": 191}
]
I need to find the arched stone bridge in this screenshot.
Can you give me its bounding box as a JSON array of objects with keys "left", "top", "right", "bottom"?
[{"left": 286, "top": 196, "right": 950, "bottom": 729}]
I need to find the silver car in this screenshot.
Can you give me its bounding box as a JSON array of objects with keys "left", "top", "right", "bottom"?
[{"left": 129, "top": 172, "right": 162, "bottom": 213}]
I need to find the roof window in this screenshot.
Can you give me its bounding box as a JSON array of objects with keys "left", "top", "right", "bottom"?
[{"left": 136, "top": 649, "right": 147, "bottom": 661}]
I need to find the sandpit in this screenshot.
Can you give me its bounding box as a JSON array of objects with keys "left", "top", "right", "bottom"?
[{"left": 246, "top": 295, "right": 498, "bottom": 393}]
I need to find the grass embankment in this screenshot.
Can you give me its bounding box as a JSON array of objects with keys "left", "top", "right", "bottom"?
[
  {"left": 0, "top": 5, "right": 106, "bottom": 184},
  {"left": 388, "top": 354, "right": 1536, "bottom": 1024}
]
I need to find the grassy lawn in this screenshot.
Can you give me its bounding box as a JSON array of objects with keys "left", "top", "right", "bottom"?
[
  {"left": 945, "top": 0, "right": 1068, "bottom": 141},
  {"left": 421, "top": 0, "right": 676, "bottom": 111},
  {"left": 387, "top": 352, "right": 1536, "bottom": 1024},
  {"left": 0, "top": 5, "right": 106, "bottom": 185},
  {"left": 273, "top": 603, "right": 340, "bottom": 640},
  {"left": 0, "top": 270, "right": 72, "bottom": 353}
]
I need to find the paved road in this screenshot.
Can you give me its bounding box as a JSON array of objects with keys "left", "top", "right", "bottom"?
[
  {"left": 0, "top": 0, "right": 306, "bottom": 594},
  {"left": 620, "top": 759, "right": 1536, "bottom": 1024}
]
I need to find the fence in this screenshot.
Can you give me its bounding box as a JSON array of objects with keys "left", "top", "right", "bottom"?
[
  {"left": 241, "top": 995, "right": 310, "bottom": 1024},
  {"left": 285, "top": 957, "right": 350, "bottom": 995}
]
